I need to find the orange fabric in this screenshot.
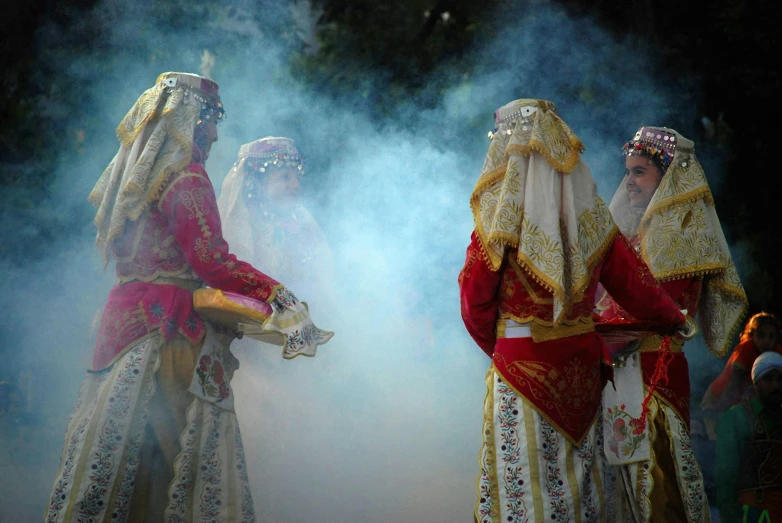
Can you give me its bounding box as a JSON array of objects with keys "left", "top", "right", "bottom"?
[{"left": 704, "top": 341, "right": 782, "bottom": 411}]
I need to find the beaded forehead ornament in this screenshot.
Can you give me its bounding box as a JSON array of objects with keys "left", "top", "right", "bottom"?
[
  {"left": 623, "top": 126, "right": 677, "bottom": 171},
  {"left": 242, "top": 137, "right": 304, "bottom": 176},
  {"left": 160, "top": 73, "right": 226, "bottom": 125}
]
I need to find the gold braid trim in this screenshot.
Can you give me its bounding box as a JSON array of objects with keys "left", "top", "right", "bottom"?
[
  {"left": 473, "top": 199, "right": 618, "bottom": 320},
  {"left": 156, "top": 170, "right": 206, "bottom": 206},
  {"left": 709, "top": 292, "right": 748, "bottom": 358},
  {"left": 469, "top": 164, "right": 509, "bottom": 271},
  {"left": 488, "top": 230, "right": 523, "bottom": 248},
  {"left": 722, "top": 308, "right": 748, "bottom": 357},
  {"left": 116, "top": 106, "right": 161, "bottom": 148},
  {"left": 470, "top": 207, "right": 503, "bottom": 272},
  {"left": 92, "top": 104, "right": 197, "bottom": 264},
  {"left": 637, "top": 335, "right": 684, "bottom": 353},
  {"left": 122, "top": 114, "right": 195, "bottom": 205},
  {"left": 508, "top": 257, "right": 553, "bottom": 304},
  {"left": 573, "top": 223, "right": 619, "bottom": 302},
  {"left": 505, "top": 139, "right": 583, "bottom": 175},
  {"left": 471, "top": 224, "right": 503, "bottom": 272},
  {"left": 166, "top": 117, "right": 198, "bottom": 156},
  {"left": 115, "top": 84, "right": 167, "bottom": 147},
  {"left": 513, "top": 247, "right": 566, "bottom": 302},
  {"left": 707, "top": 279, "right": 749, "bottom": 299},
  {"left": 470, "top": 164, "right": 508, "bottom": 206},
  {"left": 640, "top": 185, "right": 714, "bottom": 231},
  {"left": 648, "top": 262, "right": 726, "bottom": 283},
  {"left": 472, "top": 232, "right": 493, "bottom": 267},
  {"left": 92, "top": 156, "right": 192, "bottom": 265},
  {"left": 512, "top": 222, "right": 618, "bottom": 315},
  {"left": 497, "top": 312, "right": 597, "bottom": 344},
  {"left": 498, "top": 313, "right": 594, "bottom": 329},
  {"left": 530, "top": 319, "right": 594, "bottom": 342}
]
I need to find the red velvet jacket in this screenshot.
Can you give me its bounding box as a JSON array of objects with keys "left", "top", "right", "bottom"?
[
  {"left": 595, "top": 235, "right": 702, "bottom": 425},
  {"left": 92, "top": 163, "right": 281, "bottom": 370},
  {"left": 459, "top": 231, "right": 684, "bottom": 443}
]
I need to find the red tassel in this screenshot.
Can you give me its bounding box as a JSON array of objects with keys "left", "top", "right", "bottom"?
[{"left": 633, "top": 336, "right": 673, "bottom": 431}]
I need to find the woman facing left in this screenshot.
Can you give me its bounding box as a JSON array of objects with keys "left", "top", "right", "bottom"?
[{"left": 45, "top": 72, "right": 331, "bottom": 523}]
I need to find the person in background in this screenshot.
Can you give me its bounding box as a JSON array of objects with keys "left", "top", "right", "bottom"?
[
  {"left": 460, "top": 99, "right": 687, "bottom": 523},
  {"left": 217, "top": 137, "right": 339, "bottom": 522},
  {"left": 716, "top": 350, "right": 782, "bottom": 522},
  {"left": 702, "top": 312, "right": 782, "bottom": 413},
  {"left": 218, "top": 136, "right": 334, "bottom": 296}
]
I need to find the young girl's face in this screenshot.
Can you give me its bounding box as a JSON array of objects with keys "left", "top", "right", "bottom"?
[
  {"left": 753, "top": 323, "right": 779, "bottom": 353},
  {"left": 264, "top": 167, "right": 302, "bottom": 208},
  {"left": 625, "top": 155, "right": 664, "bottom": 209}
]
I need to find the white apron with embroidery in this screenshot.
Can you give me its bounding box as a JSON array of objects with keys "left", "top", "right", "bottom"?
[{"left": 602, "top": 352, "right": 650, "bottom": 465}]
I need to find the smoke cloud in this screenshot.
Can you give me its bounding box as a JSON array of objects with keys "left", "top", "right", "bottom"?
[{"left": 0, "top": 0, "right": 740, "bottom": 521}]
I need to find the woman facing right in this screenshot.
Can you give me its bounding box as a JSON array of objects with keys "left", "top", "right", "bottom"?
[{"left": 595, "top": 126, "right": 749, "bottom": 522}]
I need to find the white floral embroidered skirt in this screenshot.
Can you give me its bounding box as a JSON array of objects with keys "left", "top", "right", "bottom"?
[
  {"left": 45, "top": 327, "right": 255, "bottom": 522},
  {"left": 475, "top": 367, "right": 605, "bottom": 523},
  {"left": 600, "top": 395, "right": 710, "bottom": 523}
]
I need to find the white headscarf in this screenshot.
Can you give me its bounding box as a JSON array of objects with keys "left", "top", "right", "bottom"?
[
  {"left": 608, "top": 126, "right": 748, "bottom": 356},
  {"left": 471, "top": 98, "right": 617, "bottom": 324},
  {"left": 217, "top": 137, "right": 333, "bottom": 292},
  {"left": 89, "top": 72, "right": 223, "bottom": 263},
  {"left": 752, "top": 351, "right": 782, "bottom": 383}
]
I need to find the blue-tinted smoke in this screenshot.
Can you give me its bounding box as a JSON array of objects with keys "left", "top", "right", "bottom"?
[{"left": 0, "top": 1, "right": 738, "bottom": 521}]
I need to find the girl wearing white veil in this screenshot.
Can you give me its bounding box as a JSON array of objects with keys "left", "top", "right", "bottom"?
[
  {"left": 597, "top": 126, "right": 748, "bottom": 522},
  {"left": 218, "top": 136, "right": 334, "bottom": 297}
]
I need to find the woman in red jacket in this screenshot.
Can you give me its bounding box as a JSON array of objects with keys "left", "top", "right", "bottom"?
[
  {"left": 45, "top": 72, "right": 331, "bottom": 522},
  {"left": 460, "top": 99, "right": 688, "bottom": 523},
  {"left": 595, "top": 126, "right": 748, "bottom": 522}
]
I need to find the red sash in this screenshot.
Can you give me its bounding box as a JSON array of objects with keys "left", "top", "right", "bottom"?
[{"left": 492, "top": 332, "right": 611, "bottom": 445}]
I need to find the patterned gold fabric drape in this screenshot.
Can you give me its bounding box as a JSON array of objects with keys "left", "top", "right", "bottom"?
[
  {"left": 90, "top": 72, "right": 215, "bottom": 263},
  {"left": 608, "top": 127, "right": 748, "bottom": 356},
  {"left": 471, "top": 98, "right": 617, "bottom": 323}
]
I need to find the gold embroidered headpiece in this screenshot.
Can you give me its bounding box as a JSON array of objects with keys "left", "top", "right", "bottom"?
[
  {"left": 90, "top": 72, "right": 224, "bottom": 263},
  {"left": 608, "top": 126, "right": 748, "bottom": 355},
  {"left": 471, "top": 98, "right": 617, "bottom": 325},
  {"left": 237, "top": 136, "right": 304, "bottom": 176},
  {"left": 622, "top": 126, "right": 678, "bottom": 172},
  {"left": 116, "top": 72, "right": 224, "bottom": 148},
  {"left": 487, "top": 99, "right": 584, "bottom": 174}
]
